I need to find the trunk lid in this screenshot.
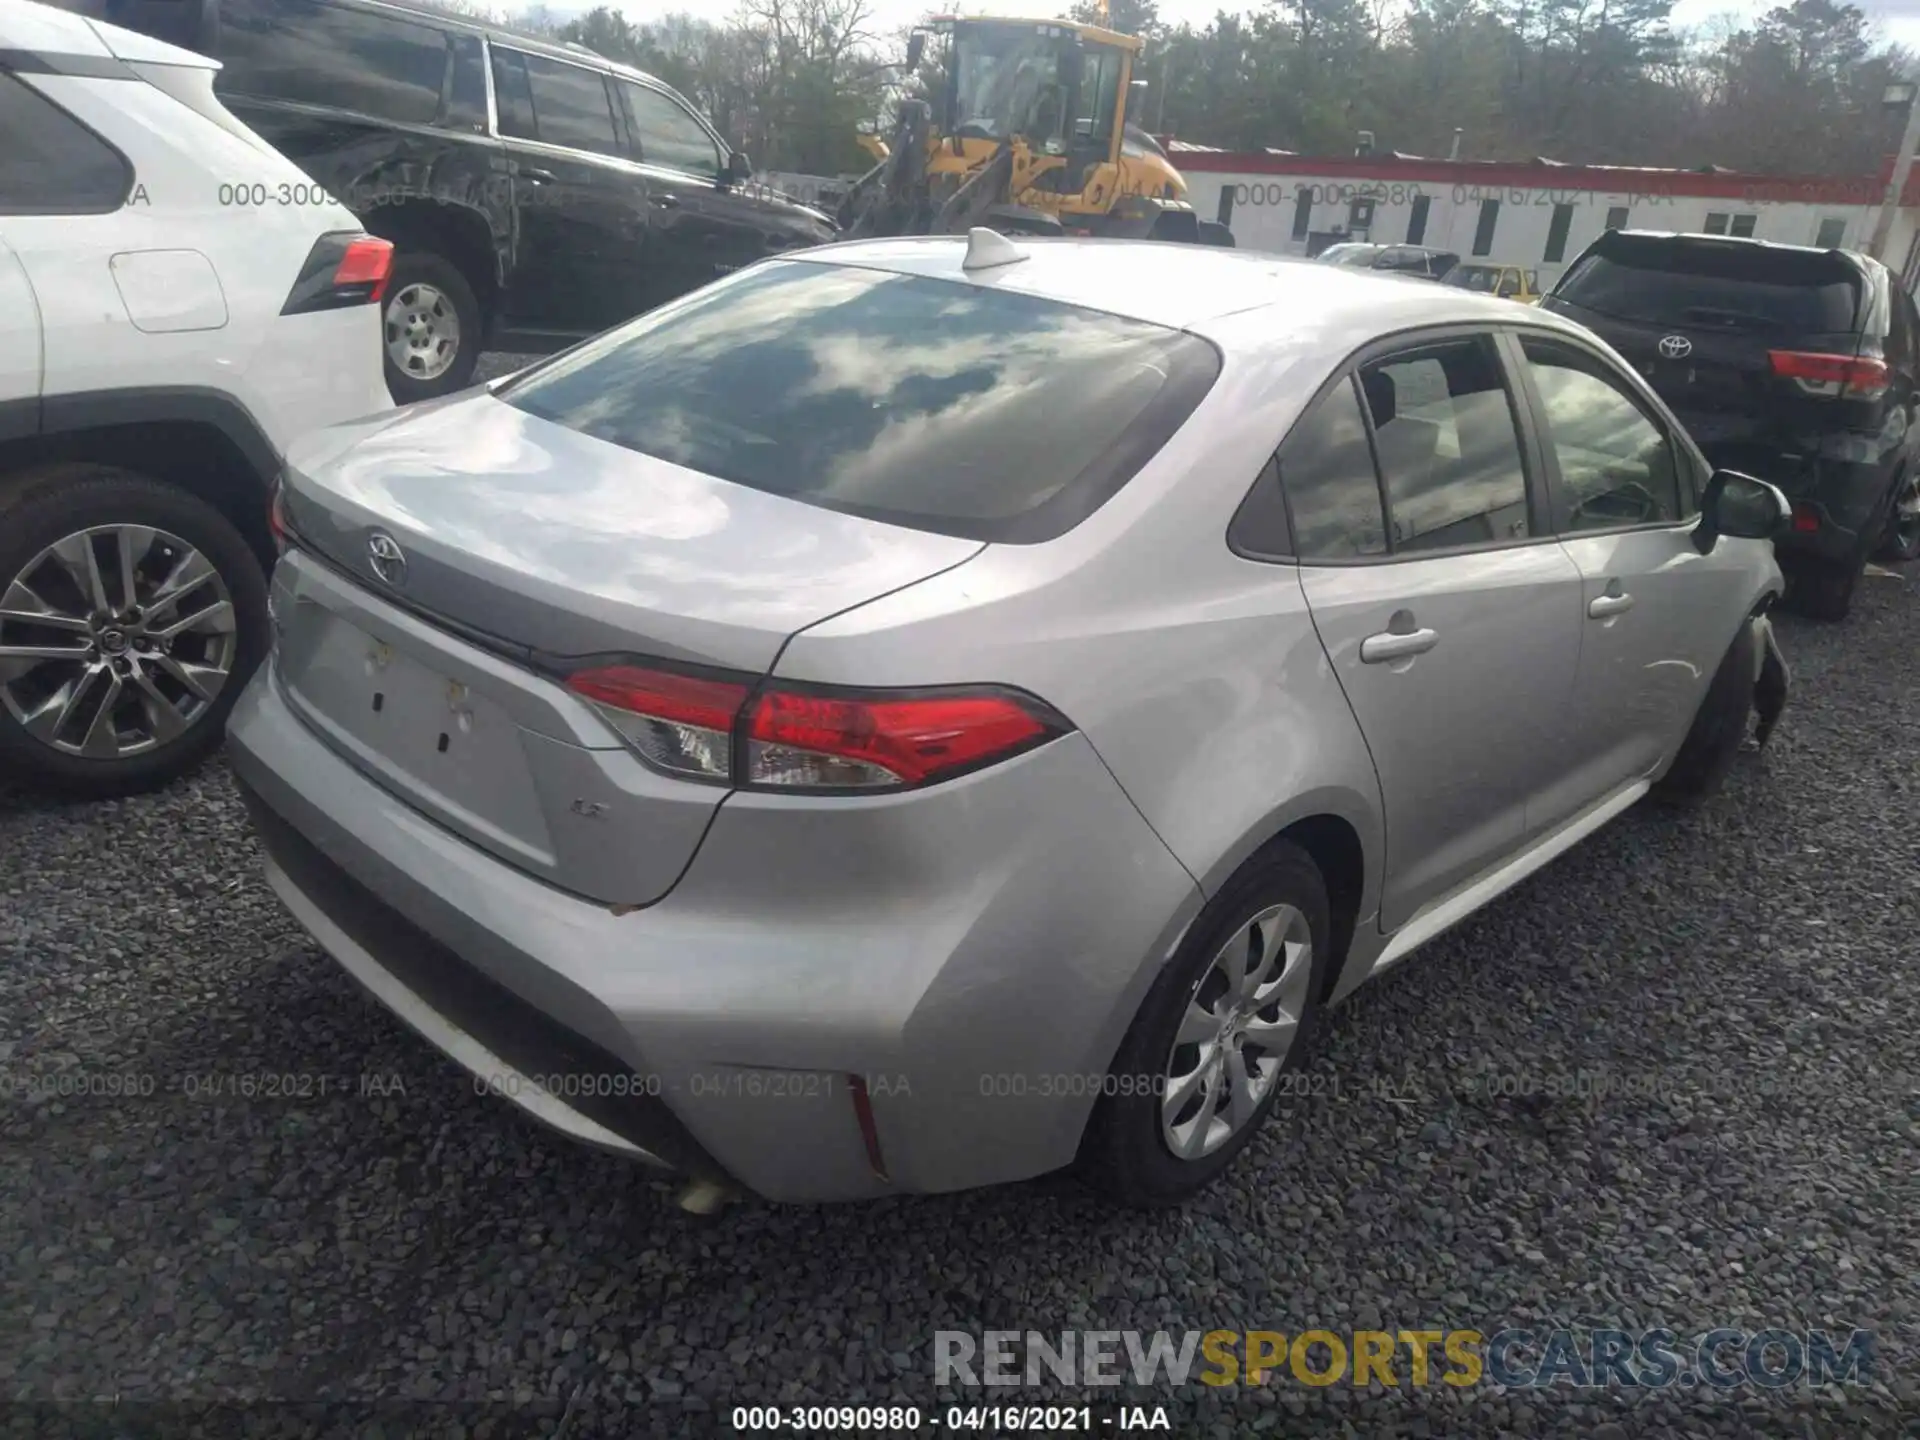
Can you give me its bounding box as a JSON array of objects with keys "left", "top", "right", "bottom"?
[
  {"left": 1544, "top": 235, "right": 1868, "bottom": 483},
  {"left": 273, "top": 393, "right": 982, "bottom": 904}
]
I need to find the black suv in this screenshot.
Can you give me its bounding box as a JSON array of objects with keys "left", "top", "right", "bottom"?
[
  {"left": 1543, "top": 229, "right": 1920, "bottom": 619},
  {"left": 92, "top": 0, "right": 839, "bottom": 400}
]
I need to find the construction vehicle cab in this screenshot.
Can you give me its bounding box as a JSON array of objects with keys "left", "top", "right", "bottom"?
[{"left": 839, "top": 16, "right": 1230, "bottom": 246}]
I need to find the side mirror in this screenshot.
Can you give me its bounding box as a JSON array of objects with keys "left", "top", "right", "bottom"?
[
  {"left": 727, "top": 150, "right": 753, "bottom": 185},
  {"left": 1693, "top": 468, "right": 1791, "bottom": 554},
  {"left": 905, "top": 30, "right": 926, "bottom": 70}
]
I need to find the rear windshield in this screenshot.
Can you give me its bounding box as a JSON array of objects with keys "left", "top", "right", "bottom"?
[
  {"left": 498, "top": 259, "right": 1221, "bottom": 543},
  {"left": 1554, "top": 245, "right": 1860, "bottom": 335}
]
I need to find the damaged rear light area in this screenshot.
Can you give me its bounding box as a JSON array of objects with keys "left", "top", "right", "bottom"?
[
  {"left": 563, "top": 660, "right": 1072, "bottom": 793},
  {"left": 281, "top": 232, "right": 394, "bottom": 315}
]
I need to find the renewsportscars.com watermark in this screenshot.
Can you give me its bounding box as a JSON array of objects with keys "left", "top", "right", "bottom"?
[{"left": 935, "top": 1328, "right": 1874, "bottom": 1391}]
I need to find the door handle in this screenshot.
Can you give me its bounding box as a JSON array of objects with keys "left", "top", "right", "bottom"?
[
  {"left": 1588, "top": 592, "right": 1635, "bottom": 618},
  {"left": 520, "top": 167, "right": 557, "bottom": 184},
  {"left": 1359, "top": 627, "right": 1439, "bottom": 664},
  {"left": 650, "top": 193, "right": 680, "bottom": 209}
]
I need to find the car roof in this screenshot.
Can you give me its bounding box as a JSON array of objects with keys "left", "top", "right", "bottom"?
[
  {"left": 1589, "top": 228, "right": 1883, "bottom": 279},
  {"left": 2, "top": 0, "right": 215, "bottom": 69},
  {"left": 788, "top": 234, "right": 1579, "bottom": 340}
]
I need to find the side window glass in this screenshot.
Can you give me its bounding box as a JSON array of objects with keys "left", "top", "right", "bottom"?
[
  {"left": 1519, "top": 336, "right": 1684, "bottom": 532},
  {"left": 1357, "top": 337, "right": 1530, "bottom": 553},
  {"left": 0, "top": 74, "right": 131, "bottom": 214},
  {"left": 213, "top": 0, "right": 449, "bottom": 125},
  {"left": 490, "top": 48, "right": 536, "bottom": 139},
  {"left": 444, "top": 33, "right": 488, "bottom": 132},
  {"left": 1226, "top": 455, "right": 1293, "bottom": 558},
  {"left": 621, "top": 82, "right": 722, "bottom": 178},
  {"left": 1275, "top": 378, "right": 1387, "bottom": 559},
  {"left": 516, "top": 52, "right": 622, "bottom": 157}
]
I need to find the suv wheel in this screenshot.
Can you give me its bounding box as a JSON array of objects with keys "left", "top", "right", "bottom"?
[
  {"left": 1080, "top": 840, "right": 1331, "bottom": 1207},
  {"left": 0, "top": 464, "right": 269, "bottom": 797},
  {"left": 1874, "top": 471, "right": 1920, "bottom": 564},
  {"left": 382, "top": 251, "right": 482, "bottom": 403}
]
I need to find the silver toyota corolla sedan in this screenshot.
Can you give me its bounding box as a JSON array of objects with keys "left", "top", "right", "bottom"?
[{"left": 229, "top": 232, "right": 1793, "bottom": 1209}]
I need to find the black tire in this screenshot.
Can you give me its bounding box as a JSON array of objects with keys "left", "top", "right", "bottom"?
[
  {"left": 1873, "top": 472, "right": 1920, "bottom": 564},
  {"left": 382, "top": 251, "right": 482, "bottom": 403},
  {"left": 1785, "top": 555, "right": 1859, "bottom": 622},
  {"left": 1650, "top": 617, "right": 1760, "bottom": 807},
  {"left": 0, "top": 465, "right": 269, "bottom": 798},
  {"left": 1079, "top": 840, "right": 1332, "bottom": 1208}
]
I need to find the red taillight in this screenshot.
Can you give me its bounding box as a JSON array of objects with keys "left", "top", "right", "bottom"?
[
  {"left": 332, "top": 237, "right": 393, "bottom": 303},
  {"left": 281, "top": 232, "right": 395, "bottom": 315},
  {"left": 1792, "top": 503, "right": 1821, "bottom": 533},
  {"left": 1768, "top": 350, "right": 1889, "bottom": 400},
  {"left": 746, "top": 689, "right": 1052, "bottom": 789},
  {"left": 562, "top": 662, "right": 1068, "bottom": 791},
  {"left": 565, "top": 665, "right": 748, "bottom": 781}
]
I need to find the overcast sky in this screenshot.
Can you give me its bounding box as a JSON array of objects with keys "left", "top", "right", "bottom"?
[{"left": 577, "top": 0, "right": 1920, "bottom": 49}]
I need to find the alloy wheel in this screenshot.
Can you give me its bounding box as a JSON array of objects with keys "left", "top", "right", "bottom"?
[
  {"left": 0, "top": 525, "right": 237, "bottom": 759},
  {"left": 1160, "top": 903, "right": 1314, "bottom": 1161},
  {"left": 384, "top": 281, "right": 461, "bottom": 382}
]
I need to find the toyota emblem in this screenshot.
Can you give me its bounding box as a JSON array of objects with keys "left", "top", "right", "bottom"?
[
  {"left": 367, "top": 531, "right": 408, "bottom": 587},
  {"left": 1658, "top": 334, "right": 1693, "bottom": 359}
]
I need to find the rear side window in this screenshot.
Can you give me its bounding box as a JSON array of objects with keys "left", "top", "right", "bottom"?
[
  {"left": 213, "top": 0, "right": 449, "bottom": 126},
  {"left": 0, "top": 74, "right": 131, "bottom": 215},
  {"left": 1273, "top": 380, "right": 1386, "bottom": 559},
  {"left": 499, "top": 260, "right": 1222, "bottom": 544},
  {"left": 498, "top": 51, "right": 621, "bottom": 157},
  {"left": 1358, "top": 338, "right": 1531, "bottom": 553},
  {"left": 444, "top": 34, "right": 488, "bottom": 133},
  {"left": 1556, "top": 247, "right": 1861, "bottom": 335}
]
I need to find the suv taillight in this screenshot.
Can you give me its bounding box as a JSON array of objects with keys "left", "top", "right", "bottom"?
[
  {"left": 281, "top": 232, "right": 394, "bottom": 315},
  {"left": 1768, "top": 349, "right": 1889, "bottom": 400},
  {"left": 563, "top": 661, "right": 1071, "bottom": 793}
]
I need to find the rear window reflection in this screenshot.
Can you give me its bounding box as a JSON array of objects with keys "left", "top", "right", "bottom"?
[{"left": 498, "top": 259, "right": 1221, "bottom": 542}]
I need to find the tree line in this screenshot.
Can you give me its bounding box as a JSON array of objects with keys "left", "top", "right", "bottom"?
[{"left": 424, "top": 0, "right": 1913, "bottom": 179}]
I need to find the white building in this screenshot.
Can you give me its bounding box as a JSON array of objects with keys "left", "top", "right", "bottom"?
[{"left": 1167, "top": 148, "right": 1920, "bottom": 291}]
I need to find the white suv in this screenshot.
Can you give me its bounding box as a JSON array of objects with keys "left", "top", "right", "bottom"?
[{"left": 0, "top": 0, "right": 394, "bottom": 795}]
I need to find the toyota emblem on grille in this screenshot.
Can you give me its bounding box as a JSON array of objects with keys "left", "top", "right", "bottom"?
[
  {"left": 367, "top": 531, "right": 408, "bottom": 587},
  {"left": 1658, "top": 334, "right": 1693, "bottom": 359}
]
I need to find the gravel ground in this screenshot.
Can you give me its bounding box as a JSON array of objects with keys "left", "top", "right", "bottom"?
[{"left": 4, "top": 457, "right": 1919, "bottom": 1436}]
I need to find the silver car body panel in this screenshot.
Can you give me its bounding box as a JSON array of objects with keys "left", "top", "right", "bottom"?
[
  {"left": 229, "top": 666, "right": 1203, "bottom": 1202},
  {"left": 278, "top": 389, "right": 985, "bottom": 671},
  {"left": 228, "top": 237, "right": 1786, "bottom": 1199}
]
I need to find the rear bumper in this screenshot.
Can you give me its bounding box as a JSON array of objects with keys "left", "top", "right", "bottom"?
[
  {"left": 1716, "top": 450, "right": 1893, "bottom": 566},
  {"left": 226, "top": 660, "right": 1202, "bottom": 1203}
]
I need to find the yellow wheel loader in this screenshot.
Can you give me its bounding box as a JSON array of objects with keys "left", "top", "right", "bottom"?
[{"left": 838, "top": 16, "right": 1233, "bottom": 246}]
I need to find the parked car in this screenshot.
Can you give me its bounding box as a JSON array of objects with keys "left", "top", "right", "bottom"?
[
  {"left": 1443, "top": 262, "right": 1542, "bottom": 303},
  {"left": 228, "top": 237, "right": 1791, "bottom": 1209},
  {"left": 90, "top": 0, "right": 840, "bottom": 401},
  {"left": 0, "top": 0, "right": 393, "bottom": 796},
  {"left": 1316, "top": 242, "right": 1459, "bottom": 279},
  {"left": 1542, "top": 229, "right": 1920, "bottom": 619}
]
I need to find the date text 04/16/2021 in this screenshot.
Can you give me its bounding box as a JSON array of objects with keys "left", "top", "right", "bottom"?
[{"left": 728, "top": 1404, "right": 1173, "bottom": 1432}]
